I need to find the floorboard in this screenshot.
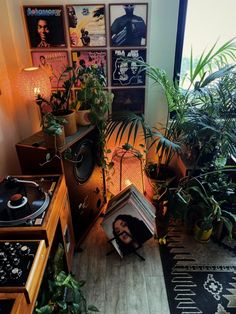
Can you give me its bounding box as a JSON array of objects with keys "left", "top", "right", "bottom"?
[{"left": 72, "top": 217, "right": 170, "bottom": 314}]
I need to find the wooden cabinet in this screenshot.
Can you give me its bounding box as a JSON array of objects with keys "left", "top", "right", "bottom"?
[
  {"left": 15, "top": 126, "right": 95, "bottom": 175},
  {"left": 16, "top": 126, "right": 105, "bottom": 244},
  {"left": 55, "top": 175, "right": 75, "bottom": 272},
  {"left": 0, "top": 293, "right": 27, "bottom": 314},
  {"left": 0, "top": 175, "right": 75, "bottom": 313},
  {"left": 59, "top": 192, "right": 75, "bottom": 272}
]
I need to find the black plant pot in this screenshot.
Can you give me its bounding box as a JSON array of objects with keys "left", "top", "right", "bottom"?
[{"left": 146, "top": 163, "right": 176, "bottom": 186}]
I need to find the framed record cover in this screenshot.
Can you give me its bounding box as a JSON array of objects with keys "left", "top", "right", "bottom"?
[
  {"left": 111, "top": 48, "right": 146, "bottom": 86},
  {"left": 109, "top": 3, "right": 148, "bottom": 47},
  {"left": 66, "top": 4, "right": 106, "bottom": 48},
  {"left": 23, "top": 6, "right": 67, "bottom": 48},
  {"left": 111, "top": 88, "right": 145, "bottom": 114},
  {"left": 31, "top": 51, "right": 69, "bottom": 88},
  {"left": 71, "top": 50, "right": 108, "bottom": 86}
]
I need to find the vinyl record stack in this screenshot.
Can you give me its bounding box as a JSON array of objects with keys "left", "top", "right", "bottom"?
[{"left": 101, "top": 184, "right": 156, "bottom": 257}]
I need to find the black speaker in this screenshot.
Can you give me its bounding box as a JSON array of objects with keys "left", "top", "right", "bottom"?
[
  {"left": 16, "top": 126, "right": 105, "bottom": 243},
  {"left": 61, "top": 127, "right": 104, "bottom": 242}
]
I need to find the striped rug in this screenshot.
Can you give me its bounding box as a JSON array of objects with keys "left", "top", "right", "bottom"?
[{"left": 159, "top": 225, "right": 236, "bottom": 314}]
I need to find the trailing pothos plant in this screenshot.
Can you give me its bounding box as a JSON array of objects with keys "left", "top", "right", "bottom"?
[
  {"left": 34, "top": 243, "right": 99, "bottom": 314},
  {"left": 42, "top": 113, "right": 67, "bottom": 136},
  {"left": 35, "top": 271, "right": 99, "bottom": 314}
]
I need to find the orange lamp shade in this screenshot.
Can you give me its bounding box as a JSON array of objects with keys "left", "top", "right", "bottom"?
[{"left": 16, "top": 67, "right": 51, "bottom": 102}]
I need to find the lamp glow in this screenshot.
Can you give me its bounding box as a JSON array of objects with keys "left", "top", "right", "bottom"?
[
  {"left": 109, "top": 148, "right": 145, "bottom": 196},
  {"left": 16, "top": 67, "right": 51, "bottom": 103}
]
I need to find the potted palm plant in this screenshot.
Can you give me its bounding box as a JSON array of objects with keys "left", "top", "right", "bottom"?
[
  {"left": 106, "top": 39, "right": 236, "bottom": 182},
  {"left": 105, "top": 40, "right": 236, "bottom": 245}
]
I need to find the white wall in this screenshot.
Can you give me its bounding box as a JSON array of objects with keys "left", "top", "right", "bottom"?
[{"left": 0, "top": 0, "right": 179, "bottom": 175}]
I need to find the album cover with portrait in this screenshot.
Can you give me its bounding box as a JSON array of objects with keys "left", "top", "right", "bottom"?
[
  {"left": 31, "top": 51, "right": 69, "bottom": 88},
  {"left": 111, "top": 48, "right": 146, "bottom": 86},
  {"left": 101, "top": 184, "right": 155, "bottom": 258},
  {"left": 66, "top": 5, "right": 106, "bottom": 48},
  {"left": 109, "top": 3, "right": 148, "bottom": 47},
  {"left": 23, "top": 6, "right": 67, "bottom": 48}
]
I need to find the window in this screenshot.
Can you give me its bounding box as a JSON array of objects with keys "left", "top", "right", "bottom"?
[{"left": 174, "top": 0, "right": 236, "bottom": 82}]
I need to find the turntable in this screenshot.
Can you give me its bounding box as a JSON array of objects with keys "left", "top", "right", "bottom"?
[
  {"left": 0, "top": 175, "right": 68, "bottom": 247},
  {"left": 0, "top": 176, "right": 52, "bottom": 227},
  {"left": 0, "top": 175, "right": 75, "bottom": 312}
]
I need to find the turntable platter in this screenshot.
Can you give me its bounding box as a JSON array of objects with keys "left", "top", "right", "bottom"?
[{"left": 0, "top": 176, "right": 50, "bottom": 226}]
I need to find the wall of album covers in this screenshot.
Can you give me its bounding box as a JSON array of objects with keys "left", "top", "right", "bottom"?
[{"left": 23, "top": 3, "right": 148, "bottom": 115}]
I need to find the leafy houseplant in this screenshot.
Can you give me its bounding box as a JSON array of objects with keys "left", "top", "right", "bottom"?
[
  {"left": 37, "top": 65, "right": 114, "bottom": 191},
  {"left": 36, "top": 66, "right": 78, "bottom": 137},
  {"left": 41, "top": 113, "right": 67, "bottom": 150},
  {"left": 106, "top": 40, "right": 236, "bottom": 245},
  {"left": 35, "top": 271, "right": 99, "bottom": 314},
  {"left": 106, "top": 40, "right": 236, "bottom": 184},
  {"left": 37, "top": 66, "right": 75, "bottom": 115},
  {"left": 42, "top": 113, "right": 66, "bottom": 136},
  {"left": 51, "top": 65, "right": 113, "bottom": 200},
  {"left": 35, "top": 243, "right": 99, "bottom": 314},
  {"left": 173, "top": 168, "right": 236, "bottom": 240},
  {"left": 76, "top": 66, "right": 114, "bottom": 202},
  {"left": 75, "top": 66, "right": 107, "bottom": 110},
  {"left": 72, "top": 65, "right": 111, "bottom": 127}
]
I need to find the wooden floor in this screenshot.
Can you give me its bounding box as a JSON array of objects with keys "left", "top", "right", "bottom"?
[{"left": 72, "top": 217, "right": 170, "bottom": 314}]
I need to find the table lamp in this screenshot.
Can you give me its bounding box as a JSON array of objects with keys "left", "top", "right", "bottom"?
[{"left": 16, "top": 67, "right": 51, "bottom": 103}]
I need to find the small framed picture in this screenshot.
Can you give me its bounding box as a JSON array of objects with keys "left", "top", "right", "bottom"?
[
  {"left": 111, "top": 48, "right": 146, "bottom": 86},
  {"left": 23, "top": 6, "right": 67, "bottom": 48},
  {"left": 111, "top": 88, "right": 145, "bottom": 114},
  {"left": 31, "top": 51, "right": 69, "bottom": 88},
  {"left": 71, "top": 50, "right": 108, "bottom": 85},
  {"left": 66, "top": 5, "right": 106, "bottom": 48},
  {"left": 109, "top": 3, "right": 148, "bottom": 47}
]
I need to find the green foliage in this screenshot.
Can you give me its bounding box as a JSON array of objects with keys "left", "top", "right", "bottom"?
[
  {"left": 109, "top": 40, "right": 236, "bottom": 242},
  {"left": 175, "top": 168, "right": 236, "bottom": 237},
  {"left": 36, "top": 66, "right": 74, "bottom": 114},
  {"left": 42, "top": 113, "right": 67, "bottom": 136},
  {"left": 35, "top": 271, "right": 99, "bottom": 314},
  {"left": 75, "top": 66, "right": 108, "bottom": 111},
  {"left": 107, "top": 40, "right": 236, "bottom": 169},
  {"left": 67, "top": 65, "right": 114, "bottom": 170},
  {"left": 106, "top": 111, "right": 150, "bottom": 145},
  {"left": 38, "top": 64, "right": 113, "bottom": 172},
  {"left": 35, "top": 244, "right": 99, "bottom": 314},
  {"left": 183, "top": 38, "right": 236, "bottom": 89}
]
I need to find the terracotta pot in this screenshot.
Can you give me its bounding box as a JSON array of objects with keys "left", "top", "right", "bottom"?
[
  {"left": 43, "top": 127, "right": 66, "bottom": 151},
  {"left": 76, "top": 109, "right": 91, "bottom": 126},
  {"left": 53, "top": 110, "right": 77, "bottom": 137}
]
